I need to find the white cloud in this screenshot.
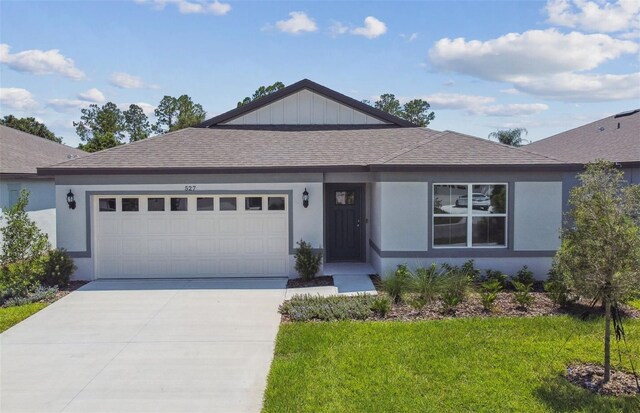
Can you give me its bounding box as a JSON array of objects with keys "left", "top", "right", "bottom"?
[
  {"left": 77, "top": 88, "right": 105, "bottom": 103},
  {"left": 47, "top": 99, "right": 89, "bottom": 112},
  {"left": 472, "top": 103, "right": 549, "bottom": 117},
  {"left": 137, "top": 0, "right": 231, "bottom": 15},
  {"left": 425, "top": 93, "right": 495, "bottom": 110},
  {"left": 275, "top": 12, "right": 317, "bottom": 34},
  {"left": 0, "top": 43, "right": 85, "bottom": 80},
  {"left": 109, "top": 72, "right": 158, "bottom": 89},
  {"left": 500, "top": 88, "right": 520, "bottom": 95},
  {"left": 420, "top": 93, "right": 548, "bottom": 117},
  {"left": 545, "top": 0, "right": 640, "bottom": 33},
  {"left": 0, "top": 88, "right": 38, "bottom": 110},
  {"left": 401, "top": 32, "right": 419, "bottom": 42},
  {"left": 428, "top": 29, "right": 639, "bottom": 101},
  {"left": 118, "top": 102, "right": 156, "bottom": 116},
  {"left": 329, "top": 21, "right": 348, "bottom": 37},
  {"left": 351, "top": 16, "right": 387, "bottom": 39}
]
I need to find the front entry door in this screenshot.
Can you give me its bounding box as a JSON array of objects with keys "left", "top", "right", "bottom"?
[{"left": 325, "top": 184, "right": 365, "bottom": 262}]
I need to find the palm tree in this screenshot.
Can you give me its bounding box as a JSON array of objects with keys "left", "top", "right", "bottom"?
[{"left": 488, "top": 128, "right": 528, "bottom": 147}]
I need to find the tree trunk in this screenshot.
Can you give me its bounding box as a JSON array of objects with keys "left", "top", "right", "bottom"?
[{"left": 604, "top": 297, "right": 611, "bottom": 383}]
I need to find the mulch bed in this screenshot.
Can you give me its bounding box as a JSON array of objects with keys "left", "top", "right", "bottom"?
[
  {"left": 50, "top": 280, "right": 89, "bottom": 302},
  {"left": 566, "top": 362, "right": 640, "bottom": 397},
  {"left": 287, "top": 276, "right": 334, "bottom": 289}
]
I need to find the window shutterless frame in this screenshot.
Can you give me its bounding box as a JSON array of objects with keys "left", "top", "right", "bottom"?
[{"left": 432, "top": 183, "right": 508, "bottom": 249}]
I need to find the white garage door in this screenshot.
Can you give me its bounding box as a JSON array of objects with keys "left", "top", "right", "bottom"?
[{"left": 93, "top": 194, "right": 289, "bottom": 278}]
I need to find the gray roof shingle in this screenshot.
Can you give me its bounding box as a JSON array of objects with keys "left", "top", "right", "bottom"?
[
  {"left": 0, "top": 125, "right": 87, "bottom": 175},
  {"left": 526, "top": 110, "right": 640, "bottom": 164},
  {"left": 39, "top": 126, "right": 565, "bottom": 175}
]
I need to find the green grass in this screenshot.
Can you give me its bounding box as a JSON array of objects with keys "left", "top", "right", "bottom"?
[
  {"left": 628, "top": 299, "right": 640, "bottom": 311},
  {"left": 263, "top": 317, "right": 640, "bottom": 413},
  {"left": 0, "top": 302, "right": 48, "bottom": 333}
]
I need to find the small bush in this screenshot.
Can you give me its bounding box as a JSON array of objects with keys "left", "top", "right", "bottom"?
[
  {"left": 512, "top": 265, "right": 535, "bottom": 286},
  {"left": 371, "top": 296, "right": 391, "bottom": 317},
  {"left": 484, "top": 270, "right": 508, "bottom": 288},
  {"left": 279, "top": 294, "right": 375, "bottom": 321},
  {"left": 40, "top": 249, "right": 76, "bottom": 288},
  {"left": 461, "top": 259, "right": 481, "bottom": 282},
  {"left": 382, "top": 264, "right": 413, "bottom": 304},
  {"left": 2, "top": 284, "right": 58, "bottom": 307},
  {"left": 480, "top": 279, "right": 503, "bottom": 312},
  {"left": 439, "top": 269, "right": 471, "bottom": 314},
  {"left": 512, "top": 281, "right": 534, "bottom": 309},
  {"left": 544, "top": 268, "right": 577, "bottom": 307},
  {"left": 411, "top": 263, "right": 442, "bottom": 308},
  {"left": 294, "top": 240, "right": 323, "bottom": 281}
]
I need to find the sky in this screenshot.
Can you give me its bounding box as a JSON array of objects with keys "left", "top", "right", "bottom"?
[{"left": 0, "top": 0, "right": 639, "bottom": 148}]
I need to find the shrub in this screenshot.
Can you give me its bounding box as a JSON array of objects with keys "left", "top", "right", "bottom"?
[
  {"left": 439, "top": 269, "right": 471, "bottom": 314},
  {"left": 294, "top": 240, "right": 323, "bottom": 281},
  {"left": 40, "top": 249, "right": 76, "bottom": 288},
  {"left": 382, "top": 264, "right": 413, "bottom": 304},
  {"left": 2, "top": 285, "right": 58, "bottom": 307},
  {"left": 512, "top": 281, "right": 534, "bottom": 309},
  {"left": 279, "top": 294, "right": 375, "bottom": 321},
  {"left": 371, "top": 296, "right": 391, "bottom": 317},
  {"left": 480, "top": 279, "right": 503, "bottom": 312},
  {"left": 461, "top": 259, "right": 481, "bottom": 282},
  {"left": 512, "top": 265, "right": 535, "bottom": 286},
  {"left": 411, "top": 263, "right": 442, "bottom": 308},
  {"left": 484, "top": 269, "right": 507, "bottom": 288},
  {"left": 544, "top": 268, "right": 577, "bottom": 307}
]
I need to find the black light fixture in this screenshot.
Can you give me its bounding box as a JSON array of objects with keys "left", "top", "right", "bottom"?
[
  {"left": 66, "top": 190, "right": 76, "bottom": 210},
  {"left": 302, "top": 188, "right": 309, "bottom": 208}
]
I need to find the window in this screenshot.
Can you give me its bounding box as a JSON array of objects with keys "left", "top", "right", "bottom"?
[
  {"left": 219, "top": 197, "right": 237, "bottom": 211},
  {"left": 433, "top": 184, "right": 507, "bottom": 247},
  {"left": 335, "top": 191, "right": 355, "bottom": 205},
  {"left": 148, "top": 197, "right": 165, "bottom": 211},
  {"left": 196, "top": 197, "right": 214, "bottom": 211},
  {"left": 99, "top": 198, "right": 116, "bottom": 212},
  {"left": 171, "top": 197, "right": 188, "bottom": 211},
  {"left": 268, "top": 196, "right": 285, "bottom": 211},
  {"left": 122, "top": 198, "right": 139, "bottom": 212},
  {"left": 245, "top": 196, "right": 263, "bottom": 211}
]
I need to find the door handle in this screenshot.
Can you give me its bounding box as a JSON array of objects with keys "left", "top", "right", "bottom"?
[{"left": 356, "top": 219, "right": 361, "bottom": 228}]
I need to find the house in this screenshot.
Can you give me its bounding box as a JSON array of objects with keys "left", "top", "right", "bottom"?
[
  {"left": 38, "top": 79, "right": 578, "bottom": 280},
  {"left": 0, "top": 125, "right": 87, "bottom": 246},
  {"left": 527, "top": 109, "right": 640, "bottom": 209}
]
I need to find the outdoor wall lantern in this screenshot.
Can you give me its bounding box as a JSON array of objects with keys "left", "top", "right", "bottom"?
[
  {"left": 302, "top": 188, "right": 309, "bottom": 208},
  {"left": 66, "top": 190, "right": 76, "bottom": 210}
]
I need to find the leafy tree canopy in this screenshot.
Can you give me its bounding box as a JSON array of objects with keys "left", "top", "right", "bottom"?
[
  {"left": 154, "top": 95, "right": 206, "bottom": 133},
  {"left": 0, "top": 115, "right": 62, "bottom": 143},
  {"left": 74, "top": 102, "right": 126, "bottom": 152},
  {"left": 488, "top": 128, "right": 528, "bottom": 147},
  {"left": 237, "top": 82, "right": 285, "bottom": 107},
  {"left": 367, "top": 94, "right": 436, "bottom": 127}
]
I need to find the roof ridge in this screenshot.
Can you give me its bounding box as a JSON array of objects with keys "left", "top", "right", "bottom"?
[
  {"left": 0, "top": 124, "right": 86, "bottom": 154},
  {"left": 373, "top": 129, "right": 448, "bottom": 164}
]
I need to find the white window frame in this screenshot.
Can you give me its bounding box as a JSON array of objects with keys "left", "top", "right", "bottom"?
[{"left": 432, "top": 183, "right": 508, "bottom": 249}]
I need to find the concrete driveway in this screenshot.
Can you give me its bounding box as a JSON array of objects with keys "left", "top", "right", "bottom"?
[{"left": 1, "top": 278, "right": 287, "bottom": 413}]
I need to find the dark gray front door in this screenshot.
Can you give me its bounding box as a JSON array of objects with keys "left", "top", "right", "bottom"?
[{"left": 325, "top": 184, "right": 364, "bottom": 262}]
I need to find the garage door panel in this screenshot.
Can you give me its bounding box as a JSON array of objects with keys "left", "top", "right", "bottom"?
[{"left": 95, "top": 194, "right": 289, "bottom": 279}]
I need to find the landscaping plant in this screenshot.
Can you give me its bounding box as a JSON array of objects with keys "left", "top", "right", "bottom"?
[
  {"left": 554, "top": 160, "right": 640, "bottom": 383},
  {"left": 480, "top": 279, "right": 503, "bottom": 312},
  {"left": 382, "top": 264, "right": 413, "bottom": 304},
  {"left": 513, "top": 265, "right": 535, "bottom": 286},
  {"left": 40, "top": 249, "right": 76, "bottom": 288},
  {"left": 484, "top": 269, "right": 507, "bottom": 288},
  {"left": 294, "top": 240, "right": 323, "bottom": 281},
  {"left": 0, "top": 190, "right": 50, "bottom": 298},
  {"left": 512, "top": 281, "right": 534, "bottom": 310},
  {"left": 411, "top": 263, "right": 442, "bottom": 309},
  {"left": 439, "top": 269, "right": 470, "bottom": 314},
  {"left": 371, "top": 296, "right": 391, "bottom": 317},
  {"left": 544, "top": 268, "right": 577, "bottom": 307},
  {"left": 279, "top": 294, "right": 376, "bottom": 321}
]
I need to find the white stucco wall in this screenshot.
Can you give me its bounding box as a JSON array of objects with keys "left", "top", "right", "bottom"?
[
  {"left": 0, "top": 179, "right": 57, "bottom": 247},
  {"left": 224, "top": 89, "right": 386, "bottom": 125},
  {"left": 378, "top": 182, "right": 428, "bottom": 251},
  {"left": 513, "top": 181, "right": 562, "bottom": 251},
  {"left": 56, "top": 180, "right": 324, "bottom": 280}
]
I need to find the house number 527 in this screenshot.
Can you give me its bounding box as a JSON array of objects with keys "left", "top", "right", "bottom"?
[{"left": 184, "top": 185, "right": 197, "bottom": 191}]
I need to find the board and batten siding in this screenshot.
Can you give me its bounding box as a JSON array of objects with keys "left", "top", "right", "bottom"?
[{"left": 223, "top": 89, "right": 388, "bottom": 125}]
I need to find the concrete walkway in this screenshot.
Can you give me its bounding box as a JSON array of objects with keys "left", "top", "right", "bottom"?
[
  {"left": 1, "top": 278, "right": 287, "bottom": 413},
  {"left": 284, "top": 274, "right": 377, "bottom": 298}
]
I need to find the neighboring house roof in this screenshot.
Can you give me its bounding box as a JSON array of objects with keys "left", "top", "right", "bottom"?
[
  {"left": 198, "top": 79, "right": 417, "bottom": 128},
  {"left": 526, "top": 109, "right": 640, "bottom": 165},
  {"left": 0, "top": 125, "right": 87, "bottom": 177},
  {"left": 38, "top": 126, "right": 567, "bottom": 175}
]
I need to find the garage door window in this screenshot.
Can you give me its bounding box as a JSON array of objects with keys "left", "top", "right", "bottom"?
[
  {"left": 122, "top": 198, "right": 139, "bottom": 212},
  {"left": 245, "top": 197, "right": 263, "bottom": 211},
  {"left": 99, "top": 198, "right": 116, "bottom": 212},
  {"left": 268, "top": 197, "right": 285, "bottom": 211},
  {"left": 171, "top": 197, "right": 188, "bottom": 211},
  {"left": 220, "top": 197, "right": 237, "bottom": 211},
  {"left": 148, "top": 198, "right": 165, "bottom": 211},
  {"left": 196, "top": 197, "right": 214, "bottom": 211}
]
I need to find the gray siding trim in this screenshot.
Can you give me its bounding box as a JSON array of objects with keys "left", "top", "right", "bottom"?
[
  {"left": 66, "top": 189, "right": 295, "bottom": 259},
  {"left": 369, "top": 239, "right": 555, "bottom": 258},
  {"left": 376, "top": 171, "right": 565, "bottom": 182},
  {"left": 56, "top": 173, "right": 324, "bottom": 185}
]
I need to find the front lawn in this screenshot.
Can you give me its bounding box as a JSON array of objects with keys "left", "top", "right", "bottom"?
[
  {"left": 0, "top": 302, "right": 48, "bottom": 333},
  {"left": 263, "top": 317, "right": 640, "bottom": 412}
]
